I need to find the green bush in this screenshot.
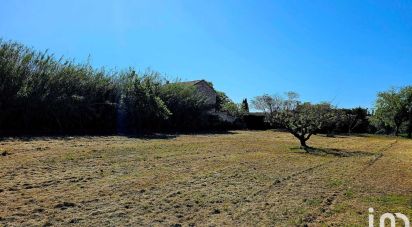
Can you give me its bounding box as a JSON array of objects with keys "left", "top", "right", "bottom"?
[{"left": 0, "top": 39, "right": 222, "bottom": 134}]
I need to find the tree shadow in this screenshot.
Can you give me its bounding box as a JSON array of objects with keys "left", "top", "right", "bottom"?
[
  {"left": 317, "top": 133, "right": 371, "bottom": 138},
  {"left": 0, "top": 130, "right": 238, "bottom": 142},
  {"left": 179, "top": 130, "right": 239, "bottom": 135},
  {"left": 126, "top": 133, "right": 178, "bottom": 140},
  {"left": 126, "top": 130, "right": 238, "bottom": 139},
  {"left": 290, "top": 147, "right": 375, "bottom": 157},
  {"left": 0, "top": 135, "right": 83, "bottom": 142},
  {"left": 399, "top": 134, "right": 412, "bottom": 139}
]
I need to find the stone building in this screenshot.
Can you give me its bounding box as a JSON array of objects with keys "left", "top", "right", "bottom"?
[
  {"left": 180, "top": 80, "right": 217, "bottom": 107},
  {"left": 180, "top": 80, "right": 238, "bottom": 123}
]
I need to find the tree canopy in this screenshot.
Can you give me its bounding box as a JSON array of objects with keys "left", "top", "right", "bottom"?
[
  {"left": 371, "top": 86, "right": 412, "bottom": 137},
  {"left": 252, "top": 93, "right": 336, "bottom": 150}
]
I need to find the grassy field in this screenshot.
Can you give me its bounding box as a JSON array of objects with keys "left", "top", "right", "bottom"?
[{"left": 0, "top": 130, "right": 411, "bottom": 226}]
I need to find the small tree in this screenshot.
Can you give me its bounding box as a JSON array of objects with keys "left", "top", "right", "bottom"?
[
  {"left": 251, "top": 94, "right": 283, "bottom": 126},
  {"left": 241, "top": 98, "right": 249, "bottom": 113},
  {"left": 371, "top": 88, "right": 408, "bottom": 136},
  {"left": 339, "top": 107, "right": 368, "bottom": 134},
  {"left": 216, "top": 91, "right": 244, "bottom": 117},
  {"left": 275, "top": 102, "right": 335, "bottom": 150},
  {"left": 253, "top": 92, "right": 335, "bottom": 150},
  {"left": 400, "top": 86, "right": 412, "bottom": 138}
]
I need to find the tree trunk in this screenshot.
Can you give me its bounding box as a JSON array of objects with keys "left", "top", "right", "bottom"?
[
  {"left": 395, "top": 124, "right": 400, "bottom": 136},
  {"left": 408, "top": 107, "right": 412, "bottom": 138},
  {"left": 299, "top": 138, "right": 308, "bottom": 150}
]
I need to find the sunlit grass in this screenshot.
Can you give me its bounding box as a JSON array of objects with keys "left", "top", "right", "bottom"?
[{"left": 0, "top": 130, "right": 411, "bottom": 226}]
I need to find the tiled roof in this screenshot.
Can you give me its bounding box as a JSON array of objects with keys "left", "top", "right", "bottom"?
[{"left": 178, "top": 80, "right": 204, "bottom": 85}]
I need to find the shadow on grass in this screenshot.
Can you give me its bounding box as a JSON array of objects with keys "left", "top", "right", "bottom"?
[
  {"left": 319, "top": 133, "right": 412, "bottom": 139},
  {"left": 0, "top": 135, "right": 91, "bottom": 142},
  {"left": 126, "top": 130, "right": 238, "bottom": 140},
  {"left": 124, "top": 133, "right": 178, "bottom": 140},
  {"left": 0, "top": 130, "right": 238, "bottom": 142},
  {"left": 317, "top": 133, "right": 371, "bottom": 138},
  {"left": 290, "top": 147, "right": 375, "bottom": 157},
  {"left": 399, "top": 134, "right": 412, "bottom": 139}
]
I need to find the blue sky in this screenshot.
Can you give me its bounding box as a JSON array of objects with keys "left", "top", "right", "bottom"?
[{"left": 1, "top": 0, "right": 411, "bottom": 109}]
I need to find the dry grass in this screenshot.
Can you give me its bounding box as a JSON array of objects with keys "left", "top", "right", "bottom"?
[{"left": 0, "top": 131, "right": 411, "bottom": 226}]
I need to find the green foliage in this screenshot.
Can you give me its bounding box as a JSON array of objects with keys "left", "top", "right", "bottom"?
[
  {"left": 118, "top": 69, "right": 171, "bottom": 133},
  {"left": 400, "top": 86, "right": 412, "bottom": 138},
  {"left": 326, "top": 107, "right": 370, "bottom": 135},
  {"left": 371, "top": 87, "right": 412, "bottom": 136},
  {"left": 0, "top": 40, "right": 118, "bottom": 133},
  {"left": 221, "top": 101, "right": 242, "bottom": 116},
  {"left": 252, "top": 92, "right": 336, "bottom": 149},
  {"left": 251, "top": 94, "right": 284, "bottom": 125},
  {"left": 276, "top": 102, "right": 335, "bottom": 148},
  {"left": 0, "top": 39, "right": 219, "bottom": 134},
  {"left": 215, "top": 91, "right": 231, "bottom": 111},
  {"left": 216, "top": 91, "right": 245, "bottom": 117},
  {"left": 241, "top": 98, "right": 249, "bottom": 113},
  {"left": 159, "top": 82, "right": 211, "bottom": 130}
]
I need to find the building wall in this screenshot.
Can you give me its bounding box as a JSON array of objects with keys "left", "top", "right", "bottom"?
[
  {"left": 194, "top": 81, "right": 217, "bottom": 107},
  {"left": 215, "top": 111, "right": 237, "bottom": 123}
]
